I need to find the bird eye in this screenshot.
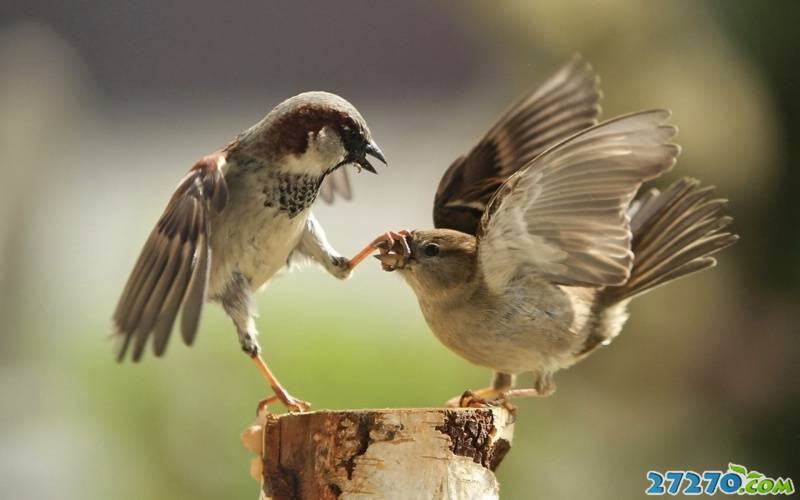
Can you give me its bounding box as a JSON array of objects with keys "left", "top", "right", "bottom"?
[
  {"left": 423, "top": 243, "right": 440, "bottom": 257},
  {"left": 340, "top": 125, "right": 357, "bottom": 140},
  {"left": 338, "top": 124, "right": 360, "bottom": 151}
]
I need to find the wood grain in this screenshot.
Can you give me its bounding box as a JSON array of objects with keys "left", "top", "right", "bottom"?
[{"left": 259, "top": 408, "right": 515, "bottom": 499}]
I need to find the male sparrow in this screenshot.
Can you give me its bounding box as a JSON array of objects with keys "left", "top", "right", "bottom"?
[
  {"left": 375, "top": 59, "right": 738, "bottom": 405},
  {"left": 114, "top": 92, "right": 389, "bottom": 412}
]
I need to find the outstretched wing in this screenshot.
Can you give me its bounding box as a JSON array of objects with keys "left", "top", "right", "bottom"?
[
  {"left": 433, "top": 55, "right": 602, "bottom": 235},
  {"left": 113, "top": 153, "right": 228, "bottom": 361},
  {"left": 477, "top": 110, "right": 680, "bottom": 294}
]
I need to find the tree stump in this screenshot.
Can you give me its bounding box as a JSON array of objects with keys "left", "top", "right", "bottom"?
[{"left": 254, "top": 407, "right": 515, "bottom": 499}]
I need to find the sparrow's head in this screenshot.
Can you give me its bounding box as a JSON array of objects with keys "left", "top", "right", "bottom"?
[
  {"left": 376, "top": 229, "right": 478, "bottom": 299},
  {"left": 238, "top": 91, "right": 386, "bottom": 176}
]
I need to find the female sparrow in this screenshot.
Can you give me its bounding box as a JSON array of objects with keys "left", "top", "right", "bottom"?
[{"left": 375, "top": 60, "right": 737, "bottom": 406}]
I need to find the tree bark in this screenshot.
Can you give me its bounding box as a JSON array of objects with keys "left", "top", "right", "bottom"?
[{"left": 256, "top": 407, "right": 515, "bottom": 500}]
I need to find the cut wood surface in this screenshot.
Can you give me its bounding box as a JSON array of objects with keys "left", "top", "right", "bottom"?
[{"left": 256, "top": 407, "right": 515, "bottom": 500}]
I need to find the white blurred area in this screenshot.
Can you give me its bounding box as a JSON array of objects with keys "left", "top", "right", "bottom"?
[{"left": 0, "top": 2, "right": 794, "bottom": 498}]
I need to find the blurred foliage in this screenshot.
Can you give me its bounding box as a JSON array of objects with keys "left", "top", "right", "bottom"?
[{"left": 0, "top": 1, "right": 797, "bottom": 499}]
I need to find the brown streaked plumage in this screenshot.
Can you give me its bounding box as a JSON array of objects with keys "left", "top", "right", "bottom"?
[
  {"left": 576, "top": 177, "right": 737, "bottom": 358},
  {"left": 434, "top": 55, "right": 602, "bottom": 235},
  {"left": 114, "top": 91, "right": 387, "bottom": 413},
  {"left": 243, "top": 95, "right": 374, "bottom": 162},
  {"left": 114, "top": 153, "right": 227, "bottom": 361},
  {"left": 374, "top": 60, "right": 738, "bottom": 406}
]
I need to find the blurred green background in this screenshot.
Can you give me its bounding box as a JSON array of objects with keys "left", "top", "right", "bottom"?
[{"left": 0, "top": 1, "right": 798, "bottom": 498}]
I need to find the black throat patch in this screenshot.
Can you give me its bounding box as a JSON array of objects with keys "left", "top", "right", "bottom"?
[
  {"left": 262, "top": 171, "right": 324, "bottom": 218},
  {"left": 226, "top": 151, "right": 331, "bottom": 218}
]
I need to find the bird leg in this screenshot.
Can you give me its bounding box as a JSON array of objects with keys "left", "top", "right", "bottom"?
[
  {"left": 505, "top": 373, "right": 556, "bottom": 399},
  {"left": 220, "top": 279, "right": 311, "bottom": 414},
  {"left": 252, "top": 354, "right": 311, "bottom": 414},
  {"left": 448, "top": 372, "right": 555, "bottom": 408},
  {"left": 504, "top": 388, "right": 549, "bottom": 398},
  {"left": 450, "top": 388, "right": 504, "bottom": 408},
  {"left": 346, "top": 230, "right": 411, "bottom": 269}
]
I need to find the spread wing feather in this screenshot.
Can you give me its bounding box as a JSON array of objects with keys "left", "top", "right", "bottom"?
[
  {"left": 433, "top": 55, "right": 602, "bottom": 235},
  {"left": 319, "top": 168, "right": 352, "bottom": 203},
  {"left": 477, "top": 110, "right": 680, "bottom": 293},
  {"left": 113, "top": 154, "right": 227, "bottom": 361}
]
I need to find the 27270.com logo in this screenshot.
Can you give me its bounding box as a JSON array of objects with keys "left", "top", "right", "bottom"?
[{"left": 646, "top": 463, "right": 794, "bottom": 496}]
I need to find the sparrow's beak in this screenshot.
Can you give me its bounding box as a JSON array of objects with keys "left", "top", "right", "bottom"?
[
  {"left": 365, "top": 142, "right": 386, "bottom": 165},
  {"left": 357, "top": 141, "right": 387, "bottom": 174},
  {"left": 374, "top": 252, "right": 407, "bottom": 271}
]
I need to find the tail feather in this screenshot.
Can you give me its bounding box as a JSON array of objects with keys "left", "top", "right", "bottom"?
[
  {"left": 603, "top": 177, "right": 738, "bottom": 304},
  {"left": 576, "top": 177, "right": 737, "bottom": 358}
]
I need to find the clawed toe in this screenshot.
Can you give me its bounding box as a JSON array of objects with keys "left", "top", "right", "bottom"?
[
  {"left": 454, "top": 390, "right": 490, "bottom": 408},
  {"left": 257, "top": 394, "right": 311, "bottom": 415},
  {"left": 373, "top": 230, "right": 412, "bottom": 271},
  {"left": 373, "top": 230, "right": 411, "bottom": 255},
  {"left": 284, "top": 396, "right": 311, "bottom": 413},
  {"left": 256, "top": 396, "right": 278, "bottom": 416},
  {"left": 446, "top": 389, "right": 495, "bottom": 408},
  {"left": 446, "top": 389, "right": 517, "bottom": 412}
]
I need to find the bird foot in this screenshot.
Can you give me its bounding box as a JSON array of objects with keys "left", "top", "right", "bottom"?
[
  {"left": 373, "top": 230, "right": 412, "bottom": 271},
  {"left": 373, "top": 230, "right": 412, "bottom": 255},
  {"left": 446, "top": 389, "right": 517, "bottom": 412},
  {"left": 329, "top": 255, "right": 354, "bottom": 279},
  {"left": 344, "top": 230, "right": 412, "bottom": 270},
  {"left": 257, "top": 390, "right": 311, "bottom": 415},
  {"left": 250, "top": 355, "right": 311, "bottom": 414}
]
